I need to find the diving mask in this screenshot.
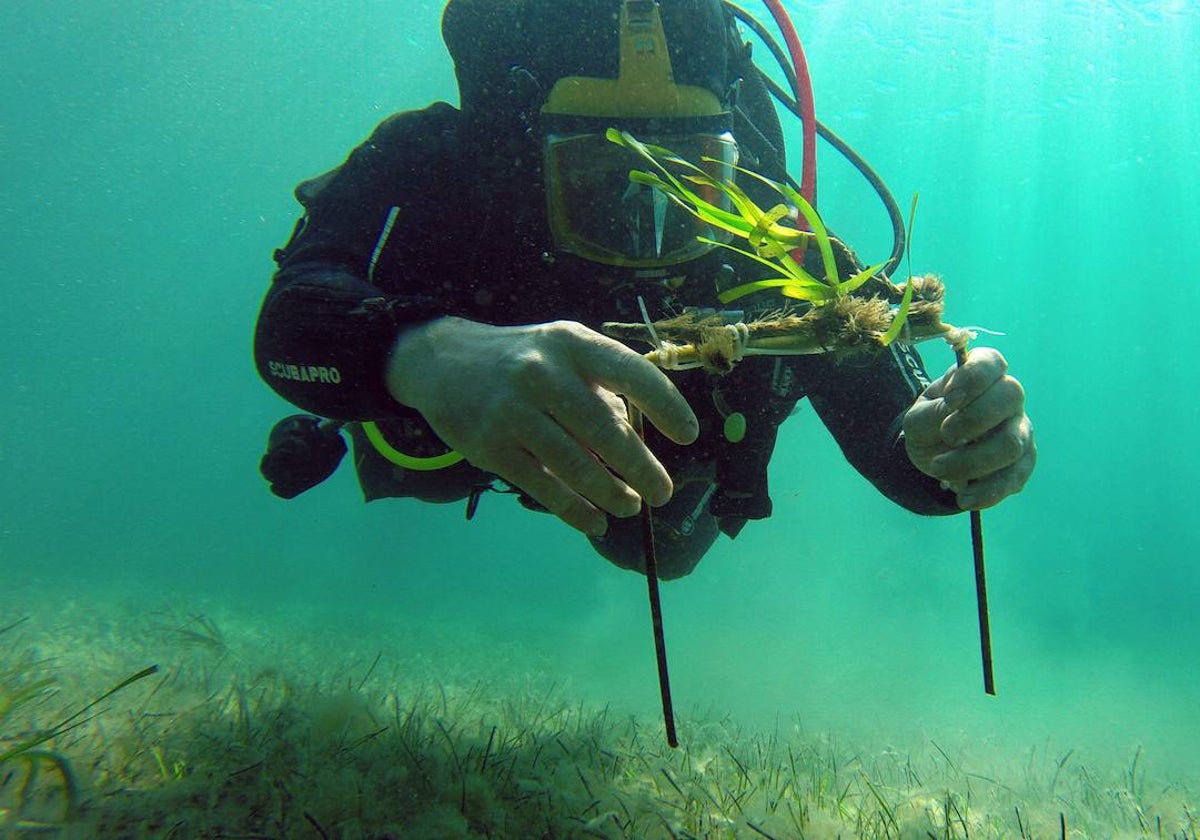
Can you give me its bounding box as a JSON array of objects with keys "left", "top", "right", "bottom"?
[{"left": 538, "top": 0, "right": 738, "bottom": 267}]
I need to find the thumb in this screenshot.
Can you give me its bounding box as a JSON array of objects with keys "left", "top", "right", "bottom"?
[{"left": 904, "top": 368, "right": 956, "bottom": 448}]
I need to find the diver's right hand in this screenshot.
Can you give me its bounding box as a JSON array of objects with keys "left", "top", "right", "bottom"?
[{"left": 384, "top": 317, "right": 699, "bottom": 536}]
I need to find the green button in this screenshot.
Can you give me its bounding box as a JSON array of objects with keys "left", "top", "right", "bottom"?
[{"left": 723, "top": 412, "right": 747, "bottom": 443}]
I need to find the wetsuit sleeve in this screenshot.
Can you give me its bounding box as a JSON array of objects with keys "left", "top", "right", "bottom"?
[
  {"left": 253, "top": 105, "right": 458, "bottom": 420},
  {"left": 798, "top": 342, "right": 960, "bottom": 515},
  {"left": 254, "top": 268, "right": 420, "bottom": 419}
]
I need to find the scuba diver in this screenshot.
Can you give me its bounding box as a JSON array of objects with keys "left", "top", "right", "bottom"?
[{"left": 254, "top": 0, "right": 1036, "bottom": 580}]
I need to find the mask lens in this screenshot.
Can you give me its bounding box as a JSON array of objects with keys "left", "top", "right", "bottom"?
[{"left": 545, "top": 132, "right": 738, "bottom": 267}]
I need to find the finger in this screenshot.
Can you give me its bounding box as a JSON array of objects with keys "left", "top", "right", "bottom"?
[
  {"left": 523, "top": 411, "right": 648, "bottom": 517},
  {"left": 940, "top": 375, "right": 1025, "bottom": 447},
  {"left": 489, "top": 446, "right": 610, "bottom": 536},
  {"left": 902, "top": 365, "right": 957, "bottom": 451},
  {"left": 956, "top": 438, "right": 1037, "bottom": 510},
  {"left": 572, "top": 334, "right": 699, "bottom": 445},
  {"left": 930, "top": 414, "right": 1029, "bottom": 484},
  {"left": 923, "top": 366, "right": 954, "bottom": 401},
  {"left": 943, "top": 347, "right": 1007, "bottom": 410},
  {"left": 544, "top": 384, "right": 674, "bottom": 507},
  {"left": 903, "top": 389, "right": 954, "bottom": 450}
]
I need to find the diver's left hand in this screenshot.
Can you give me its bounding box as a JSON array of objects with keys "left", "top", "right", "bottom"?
[{"left": 902, "top": 347, "right": 1036, "bottom": 510}]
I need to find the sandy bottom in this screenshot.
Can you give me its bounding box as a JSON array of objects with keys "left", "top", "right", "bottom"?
[{"left": 3, "top": 590, "right": 1196, "bottom": 839}]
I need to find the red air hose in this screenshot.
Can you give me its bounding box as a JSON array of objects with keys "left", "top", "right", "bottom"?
[{"left": 759, "top": 0, "right": 817, "bottom": 205}]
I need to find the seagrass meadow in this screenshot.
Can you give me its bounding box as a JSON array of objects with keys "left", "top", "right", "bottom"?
[
  {"left": 3, "top": 1, "right": 1199, "bottom": 838},
  {"left": 3, "top": 597, "right": 1197, "bottom": 838}
]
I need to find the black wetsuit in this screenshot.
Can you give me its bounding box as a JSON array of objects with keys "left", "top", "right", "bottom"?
[{"left": 254, "top": 103, "right": 958, "bottom": 578}]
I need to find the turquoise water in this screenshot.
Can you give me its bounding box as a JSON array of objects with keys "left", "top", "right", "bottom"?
[{"left": 3, "top": 0, "right": 1198, "bottom": 821}]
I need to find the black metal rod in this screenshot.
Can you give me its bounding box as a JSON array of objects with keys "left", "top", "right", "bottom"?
[
  {"left": 971, "top": 508, "right": 995, "bottom": 695},
  {"left": 632, "top": 408, "right": 678, "bottom": 747},
  {"left": 955, "top": 346, "right": 996, "bottom": 696},
  {"left": 641, "top": 499, "right": 678, "bottom": 747}
]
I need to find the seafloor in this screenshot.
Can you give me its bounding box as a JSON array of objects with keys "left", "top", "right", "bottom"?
[{"left": 2, "top": 596, "right": 1195, "bottom": 839}]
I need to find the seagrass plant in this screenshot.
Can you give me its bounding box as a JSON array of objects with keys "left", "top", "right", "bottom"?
[
  {"left": 1, "top": 618, "right": 157, "bottom": 830},
  {"left": 602, "top": 128, "right": 976, "bottom": 372}
]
